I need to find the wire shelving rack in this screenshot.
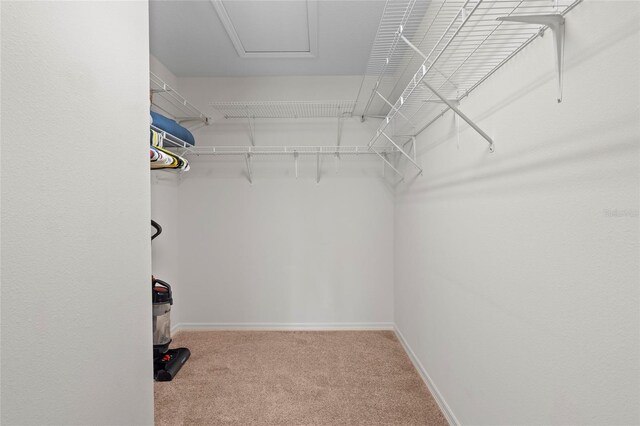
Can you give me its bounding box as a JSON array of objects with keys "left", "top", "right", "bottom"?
[
  {"left": 150, "top": 72, "right": 210, "bottom": 129},
  {"left": 210, "top": 101, "right": 356, "bottom": 119},
  {"left": 361, "top": 0, "right": 582, "bottom": 180}
]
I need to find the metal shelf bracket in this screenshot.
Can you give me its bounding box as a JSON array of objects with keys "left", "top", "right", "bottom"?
[
  {"left": 421, "top": 81, "right": 495, "bottom": 152},
  {"left": 496, "top": 14, "right": 565, "bottom": 102},
  {"left": 380, "top": 131, "right": 422, "bottom": 174},
  {"left": 372, "top": 146, "right": 404, "bottom": 182},
  {"left": 248, "top": 116, "right": 256, "bottom": 146},
  {"left": 245, "top": 153, "right": 253, "bottom": 184},
  {"left": 336, "top": 116, "right": 343, "bottom": 158}
]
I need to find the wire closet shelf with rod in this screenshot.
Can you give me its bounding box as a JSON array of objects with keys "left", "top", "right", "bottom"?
[
  {"left": 356, "top": 0, "right": 581, "bottom": 181},
  {"left": 156, "top": 0, "right": 582, "bottom": 182}
]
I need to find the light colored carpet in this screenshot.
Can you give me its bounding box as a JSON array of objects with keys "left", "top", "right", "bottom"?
[{"left": 154, "top": 330, "right": 448, "bottom": 426}]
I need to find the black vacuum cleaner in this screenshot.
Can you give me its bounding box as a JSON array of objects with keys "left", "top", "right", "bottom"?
[{"left": 152, "top": 220, "right": 190, "bottom": 382}]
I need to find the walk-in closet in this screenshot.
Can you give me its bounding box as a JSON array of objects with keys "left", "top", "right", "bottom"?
[{"left": 2, "top": 0, "right": 639, "bottom": 425}]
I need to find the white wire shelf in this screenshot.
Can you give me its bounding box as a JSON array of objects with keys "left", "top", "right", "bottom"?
[
  {"left": 171, "top": 145, "right": 397, "bottom": 156},
  {"left": 150, "top": 72, "right": 210, "bottom": 127},
  {"left": 161, "top": 144, "right": 398, "bottom": 183},
  {"left": 151, "top": 125, "right": 196, "bottom": 150},
  {"left": 210, "top": 101, "right": 357, "bottom": 119},
  {"left": 369, "top": 0, "right": 581, "bottom": 149},
  {"left": 360, "top": 0, "right": 581, "bottom": 120},
  {"left": 365, "top": 0, "right": 431, "bottom": 77}
]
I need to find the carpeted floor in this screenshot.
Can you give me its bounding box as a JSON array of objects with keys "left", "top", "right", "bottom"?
[{"left": 154, "top": 330, "right": 448, "bottom": 426}]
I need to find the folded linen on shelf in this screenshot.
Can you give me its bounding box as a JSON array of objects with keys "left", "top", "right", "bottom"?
[{"left": 150, "top": 111, "right": 196, "bottom": 146}]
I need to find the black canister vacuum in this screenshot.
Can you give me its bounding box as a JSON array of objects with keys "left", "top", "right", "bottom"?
[{"left": 151, "top": 220, "right": 190, "bottom": 381}]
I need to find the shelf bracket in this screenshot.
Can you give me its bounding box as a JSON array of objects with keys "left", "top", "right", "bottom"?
[
  {"left": 336, "top": 116, "right": 343, "bottom": 158},
  {"left": 247, "top": 116, "right": 256, "bottom": 146},
  {"left": 316, "top": 152, "right": 321, "bottom": 183},
  {"left": 496, "top": 14, "right": 565, "bottom": 102},
  {"left": 421, "top": 81, "right": 495, "bottom": 152},
  {"left": 381, "top": 152, "right": 386, "bottom": 177},
  {"left": 244, "top": 153, "right": 253, "bottom": 184},
  {"left": 294, "top": 151, "right": 299, "bottom": 179},
  {"left": 371, "top": 145, "right": 404, "bottom": 181},
  {"left": 411, "top": 136, "right": 417, "bottom": 162},
  {"left": 380, "top": 131, "right": 422, "bottom": 174}
]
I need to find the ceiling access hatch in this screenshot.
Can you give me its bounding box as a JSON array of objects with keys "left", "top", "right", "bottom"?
[{"left": 211, "top": 0, "right": 318, "bottom": 58}]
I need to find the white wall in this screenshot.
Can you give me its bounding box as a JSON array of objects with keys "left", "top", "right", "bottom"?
[
  {"left": 176, "top": 169, "right": 394, "bottom": 327},
  {"left": 149, "top": 76, "right": 395, "bottom": 328},
  {"left": 1, "top": 2, "right": 153, "bottom": 425},
  {"left": 151, "top": 54, "right": 179, "bottom": 88},
  {"left": 394, "top": 1, "right": 640, "bottom": 424}
]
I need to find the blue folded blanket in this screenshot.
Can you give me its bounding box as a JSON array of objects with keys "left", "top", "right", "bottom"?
[{"left": 150, "top": 111, "right": 196, "bottom": 146}]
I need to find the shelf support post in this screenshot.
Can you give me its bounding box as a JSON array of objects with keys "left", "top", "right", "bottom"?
[
  {"left": 336, "top": 116, "right": 343, "bottom": 158},
  {"left": 496, "top": 14, "right": 565, "bottom": 102},
  {"left": 371, "top": 146, "right": 404, "bottom": 181},
  {"left": 244, "top": 153, "right": 253, "bottom": 184},
  {"left": 420, "top": 81, "right": 495, "bottom": 152},
  {"left": 247, "top": 116, "right": 256, "bottom": 146},
  {"left": 380, "top": 131, "right": 422, "bottom": 174},
  {"left": 294, "top": 151, "right": 299, "bottom": 179},
  {"left": 382, "top": 152, "right": 386, "bottom": 177},
  {"left": 316, "top": 151, "right": 321, "bottom": 183},
  {"left": 411, "top": 136, "right": 417, "bottom": 162}
]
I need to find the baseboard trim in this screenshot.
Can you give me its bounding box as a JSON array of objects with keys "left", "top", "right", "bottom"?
[
  {"left": 172, "top": 322, "right": 395, "bottom": 332},
  {"left": 394, "top": 325, "right": 460, "bottom": 426}
]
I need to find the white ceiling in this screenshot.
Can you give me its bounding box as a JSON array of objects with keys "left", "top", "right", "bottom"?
[
  {"left": 149, "top": 0, "right": 385, "bottom": 77},
  {"left": 218, "top": 1, "right": 313, "bottom": 55}
]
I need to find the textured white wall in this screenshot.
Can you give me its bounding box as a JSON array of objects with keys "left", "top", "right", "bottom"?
[
  {"left": 176, "top": 170, "right": 394, "bottom": 327},
  {"left": 1, "top": 2, "right": 153, "bottom": 425},
  {"left": 151, "top": 54, "right": 179, "bottom": 88},
  {"left": 394, "top": 1, "right": 640, "bottom": 424},
  {"left": 149, "top": 76, "right": 395, "bottom": 327}
]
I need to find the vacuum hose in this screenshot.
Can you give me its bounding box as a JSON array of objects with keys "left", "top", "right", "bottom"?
[{"left": 151, "top": 220, "right": 162, "bottom": 241}]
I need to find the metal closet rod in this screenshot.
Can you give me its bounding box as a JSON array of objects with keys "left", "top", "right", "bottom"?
[{"left": 180, "top": 146, "right": 398, "bottom": 156}]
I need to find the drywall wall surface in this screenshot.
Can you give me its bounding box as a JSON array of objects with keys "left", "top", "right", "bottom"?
[
  {"left": 176, "top": 172, "right": 394, "bottom": 326},
  {"left": 151, "top": 53, "right": 179, "bottom": 88},
  {"left": 1, "top": 2, "right": 153, "bottom": 425},
  {"left": 394, "top": 1, "right": 640, "bottom": 424},
  {"left": 155, "top": 76, "right": 395, "bottom": 327}
]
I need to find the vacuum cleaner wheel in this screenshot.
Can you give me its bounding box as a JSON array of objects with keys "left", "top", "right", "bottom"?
[{"left": 154, "top": 347, "right": 191, "bottom": 382}]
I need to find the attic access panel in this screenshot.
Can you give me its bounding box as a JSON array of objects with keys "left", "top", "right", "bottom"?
[{"left": 211, "top": 0, "right": 318, "bottom": 58}]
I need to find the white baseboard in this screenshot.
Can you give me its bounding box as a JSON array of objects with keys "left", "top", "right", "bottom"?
[
  {"left": 394, "top": 325, "right": 460, "bottom": 426},
  {"left": 172, "top": 322, "right": 394, "bottom": 332}
]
